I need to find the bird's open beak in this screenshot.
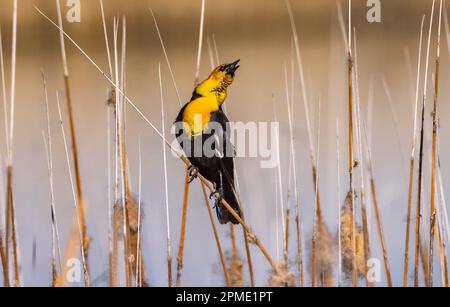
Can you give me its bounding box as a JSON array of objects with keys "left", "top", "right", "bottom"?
[{"left": 225, "top": 59, "right": 240, "bottom": 76}]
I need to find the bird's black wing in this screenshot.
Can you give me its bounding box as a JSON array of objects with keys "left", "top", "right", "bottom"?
[{"left": 209, "top": 110, "right": 235, "bottom": 186}]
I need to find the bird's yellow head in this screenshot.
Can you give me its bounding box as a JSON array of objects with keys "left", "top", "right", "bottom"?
[
  {"left": 195, "top": 60, "right": 240, "bottom": 104},
  {"left": 208, "top": 59, "right": 240, "bottom": 84}
]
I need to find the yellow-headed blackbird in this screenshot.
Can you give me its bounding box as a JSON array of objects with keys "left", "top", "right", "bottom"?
[{"left": 175, "top": 60, "right": 241, "bottom": 224}]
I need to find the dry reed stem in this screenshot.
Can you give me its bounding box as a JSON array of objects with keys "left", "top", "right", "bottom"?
[
  {"left": 99, "top": 0, "right": 113, "bottom": 78},
  {"left": 311, "top": 97, "right": 322, "bottom": 287},
  {"left": 41, "top": 72, "right": 63, "bottom": 285},
  {"left": 273, "top": 107, "right": 286, "bottom": 255},
  {"left": 427, "top": 141, "right": 448, "bottom": 286},
  {"left": 381, "top": 78, "right": 407, "bottom": 172},
  {"left": 125, "top": 196, "right": 147, "bottom": 287},
  {"left": 336, "top": 119, "right": 342, "bottom": 286},
  {"left": 149, "top": 8, "right": 182, "bottom": 106},
  {"left": 0, "top": 232, "right": 8, "bottom": 286},
  {"left": 353, "top": 28, "right": 372, "bottom": 287},
  {"left": 158, "top": 64, "right": 173, "bottom": 287},
  {"left": 200, "top": 182, "right": 231, "bottom": 287},
  {"left": 336, "top": 0, "right": 357, "bottom": 287},
  {"left": 42, "top": 133, "right": 59, "bottom": 286},
  {"left": 56, "top": 94, "right": 90, "bottom": 287},
  {"left": 55, "top": 0, "right": 90, "bottom": 284},
  {"left": 420, "top": 238, "right": 430, "bottom": 286},
  {"left": 35, "top": 8, "right": 278, "bottom": 274},
  {"left": 194, "top": 0, "right": 206, "bottom": 86},
  {"left": 227, "top": 224, "right": 247, "bottom": 287},
  {"left": 415, "top": 0, "right": 436, "bottom": 287},
  {"left": 230, "top": 224, "right": 237, "bottom": 259},
  {"left": 0, "top": 26, "right": 9, "bottom": 155},
  {"left": 347, "top": 50, "right": 357, "bottom": 288},
  {"left": 437, "top": 138, "right": 450, "bottom": 286},
  {"left": 99, "top": 7, "right": 115, "bottom": 284},
  {"left": 106, "top": 107, "right": 114, "bottom": 287},
  {"left": 117, "top": 17, "right": 133, "bottom": 287},
  {"left": 404, "top": 16, "right": 425, "bottom": 287},
  {"left": 284, "top": 63, "right": 302, "bottom": 281},
  {"left": 3, "top": 0, "right": 20, "bottom": 288},
  {"left": 112, "top": 201, "right": 119, "bottom": 287},
  {"left": 285, "top": 1, "right": 325, "bottom": 247},
  {"left": 429, "top": 0, "right": 443, "bottom": 287},
  {"left": 368, "top": 177, "right": 393, "bottom": 287},
  {"left": 176, "top": 169, "right": 190, "bottom": 287}
]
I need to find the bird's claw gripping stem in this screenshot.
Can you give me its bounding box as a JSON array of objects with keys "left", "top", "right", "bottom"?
[
  {"left": 210, "top": 187, "right": 224, "bottom": 209},
  {"left": 187, "top": 165, "right": 199, "bottom": 183}
]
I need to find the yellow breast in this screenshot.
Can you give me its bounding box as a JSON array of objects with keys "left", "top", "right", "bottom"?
[{"left": 182, "top": 96, "right": 219, "bottom": 136}]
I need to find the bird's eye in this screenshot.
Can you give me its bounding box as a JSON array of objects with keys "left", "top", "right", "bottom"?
[{"left": 219, "top": 66, "right": 225, "bottom": 72}]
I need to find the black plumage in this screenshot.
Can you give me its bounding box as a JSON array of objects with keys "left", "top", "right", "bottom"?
[{"left": 175, "top": 97, "right": 241, "bottom": 225}]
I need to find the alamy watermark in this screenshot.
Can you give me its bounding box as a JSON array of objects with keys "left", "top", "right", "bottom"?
[
  {"left": 172, "top": 117, "right": 280, "bottom": 169},
  {"left": 66, "top": 0, "right": 81, "bottom": 23},
  {"left": 367, "top": 0, "right": 381, "bottom": 23}
]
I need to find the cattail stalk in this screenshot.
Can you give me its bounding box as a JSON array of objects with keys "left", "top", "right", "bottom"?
[
  {"left": 0, "top": 23, "right": 10, "bottom": 288},
  {"left": 99, "top": 0, "right": 113, "bottom": 78},
  {"left": 415, "top": 0, "right": 435, "bottom": 287},
  {"left": 111, "top": 18, "right": 120, "bottom": 288},
  {"left": 0, "top": 236, "right": 6, "bottom": 285},
  {"left": 353, "top": 29, "right": 372, "bottom": 287},
  {"left": 285, "top": 0, "right": 324, "bottom": 227},
  {"left": 311, "top": 99, "right": 321, "bottom": 287},
  {"left": 381, "top": 78, "right": 407, "bottom": 172},
  {"left": 176, "top": 169, "right": 190, "bottom": 287},
  {"left": 239, "top": 211, "right": 255, "bottom": 287},
  {"left": 428, "top": 148, "right": 448, "bottom": 286},
  {"left": 286, "top": 1, "right": 326, "bottom": 286},
  {"left": 284, "top": 64, "right": 303, "bottom": 286},
  {"left": 429, "top": 0, "right": 443, "bottom": 288},
  {"left": 200, "top": 182, "right": 231, "bottom": 287},
  {"left": 403, "top": 15, "right": 425, "bottom": 287},
  {"left": 106, "top": 107, "right": 115, "bottom": 287},
  {"left": 346, "top": 0, "right": 357, "bottom": 287},
  {"left": 55, "top": 0, "right": 90, "bottom": 282},
  {"left": 4, "top": 0, "right": 20, "bottom": 287},
  {"left": 436, "top": 137, "right": 450, "bottom": 286},
  {"left": 98, "top": 0, "right": 116, "bottom": 287},
  {"left": 136, "top": 140, "right": 143, "bottom": 287}
]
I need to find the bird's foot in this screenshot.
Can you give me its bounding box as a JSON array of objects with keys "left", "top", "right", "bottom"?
[
  {"left": 187, "top": 165, "right": 199, "bottom": 183},
  {"left": 210, "top": 186, "right": 224, "bottom": 209}
]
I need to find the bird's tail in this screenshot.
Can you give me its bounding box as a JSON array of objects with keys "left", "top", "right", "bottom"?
[{"left": 215, "top": 184, "right": 241, "bottom": 225}]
